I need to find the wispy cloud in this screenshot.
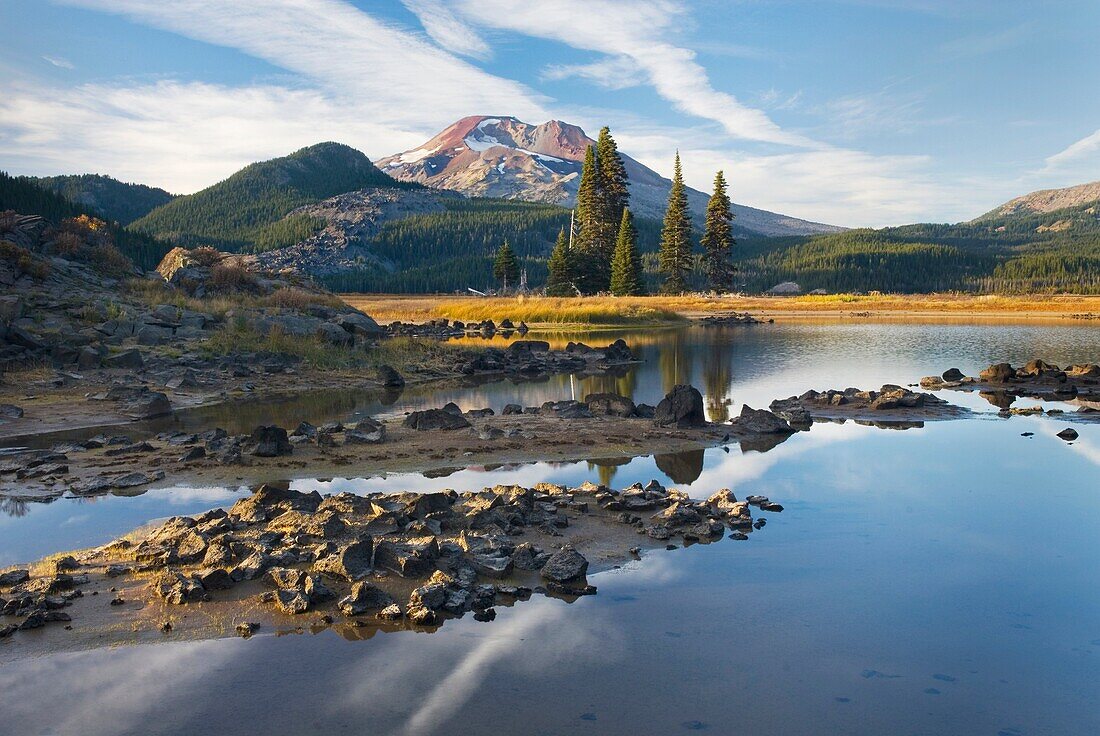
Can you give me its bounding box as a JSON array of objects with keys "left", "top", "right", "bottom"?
[
  {"left": 1043, "top": 128, "right": 1100, "bottom": 174},
  {"left": 448, "top": 0, "right": 817, "bottom": 148},
  {"left": 42, "top": 55, "right": 74, "bottom": 69},
  {"left": 54, "top": 0, "right": 548, "bottom": 128},
  {"left": 541, "top": 56, "right": 648, "bottom": 90},
  {"left": 0, "top": 80, "right": 424, "bottom": 191},
  {"left": 401, "top": 0, "right": 492, "bottom": 59}
]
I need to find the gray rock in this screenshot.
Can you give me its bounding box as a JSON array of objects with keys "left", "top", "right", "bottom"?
[
  {"left": 248, "top": 425, "right": 292, "bottom": 457},
  {"left": 313, "top": 535, "right": 374, "bottom": 580},
  {"left": 376, "top": 364, "right": 405, "bottom": 387},
  {"left": 316, "top": 321, "right": 352, "bottom": 346},
  {"left": 540, "top": 545, "right": 589, "bottom": 583},
  {"left": 735, "top": 406, "right": 794, "bottom": 434},
  {"left": 0, "top": 404, "right": 24, "bottom": 420},
  {"left": 403, "top": 409, "right": 471, "bottom": 431},
  {"left": 941, "top": 367, "right": 965, "bottom": 381},
  {"left": 338, "top": 582, "right": 395, "bottom": 615},
  {"left": 1057, "top": 427, "right": 1080, "bottom": 441},
  {"left": 653, "top": 385, "right": 706, "bottom": 428},
  {"left": 152, "top": 570, "right": 206, "bottom": 604},
  {"left": 104, "top": 349, "right": 144, "bottom": 369},
  {"left": 585, "top": 392, "right": 637, "bottom": 417},
  {"left": 334, "top": 312, "right": 383, "bottom": 336},
  {"left": 274, "top": 588, "right": 311, "bottom": 614},
  {"left": 123, "top": 390, "right": 172, "bottom": 420},
  {"left": 0, "top": 569, "right": 30, "bottom": 587}
]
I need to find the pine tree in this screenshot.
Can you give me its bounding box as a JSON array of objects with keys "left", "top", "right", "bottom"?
[
  {"left": 545, "top": 227, "right": 576, "bottom": 296},
  {"left": 596, "top": 126, "right": 629, "bottom": 247},
  {"left": 572, "top": 145, "right": 603, "bottom": 294},
  {"left": 658, "top": 152, "right": 693, "bottom": 294},
  {"left": 493, "top": 240, "right": 520, "bottom": 291},
  {"left": 610, "top": 208, "right": 643, "bottom": 296},
  {"left": 701, "top": 170, "right": 735, "bottom": 292}
]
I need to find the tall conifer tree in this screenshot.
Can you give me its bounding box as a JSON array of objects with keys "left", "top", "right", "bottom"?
[
  {"left": 610, "top": 207, "right": 643, "bottom": 296},
  {"left": 492, "top": 239, "right": 520, "bottom": 291},
  {"left": 701, "top": 170, "right": 735, "bottom": 292},
  {"left": 545, "top": 227, "right": 575, "bottom": 296},
  {"left": 658, "top": 152, "right": 693, "bottom": 293},
  {"left": 573, "top": 145, "right": 603, "bottom": 293}
]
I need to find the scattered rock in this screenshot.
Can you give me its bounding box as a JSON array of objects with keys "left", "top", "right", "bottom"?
[
  {"left": 1057, "top": 428, "right": 1080, "bottom": 441},
  {"left": 653, "top": 385, "right": 706, "bottom": 428}
]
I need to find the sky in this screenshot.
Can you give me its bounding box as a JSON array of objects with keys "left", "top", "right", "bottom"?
[{"left": 1, "top": 0, "right": 1098, "bottom": 227}]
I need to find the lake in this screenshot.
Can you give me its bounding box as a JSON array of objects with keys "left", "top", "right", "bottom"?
[{"left": 1, "top": 320, "right": 1099, "bottom": 735}]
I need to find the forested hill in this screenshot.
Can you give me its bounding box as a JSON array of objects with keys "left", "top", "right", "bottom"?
[
  {"left": 316, "top": 193, "right": 1100, "bottom": 294},
  {"left": 734, "top": 199, "right": 1100, "bottom": 294},
  {"left": 0, "top": 171, "right": 172, "bottom": 270},
  {"left": 130, "top": 142, "right": 418, "bottom": 251},
  {"left": 31, "top": 174, "right": 174, "bottom": 225}
]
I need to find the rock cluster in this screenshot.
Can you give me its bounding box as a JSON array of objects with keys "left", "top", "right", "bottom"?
[
  {"left": 1, "top": 479, "right": 783, "bottom": 638},
  {"left": 771, "top": 385, "right": 951, "bottom": 422}
]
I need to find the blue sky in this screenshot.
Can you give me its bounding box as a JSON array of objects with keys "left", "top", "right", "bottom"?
[{"left": 1, "top": 0, "right": 1098, "bottom": 226}]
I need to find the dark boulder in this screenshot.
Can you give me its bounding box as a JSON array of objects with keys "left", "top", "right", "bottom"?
[
  {"left": 584, "top": 392, "right": 637, "bottom": 417},
  {"left": 941, "top": 368, "right": 965, "bottom": 381},
  {"left": 248, "top": 425, "right": 293, "bottom": 457},
  {"left": 541, "top": 545, "right": 589, "bottom": 583},
  {"left": 735, "top": 406, "right": 795, "bottom": 434},
  {"left": 403, "top": 409, "right": 471, "bottom": 431},
  {"left": 980, "top": 363, "right": 1015, "bottom": 383},
  {"left": 602, "top": 339, "right": 634, "bottom": 362},
  {"left": 104, "top": 349, "right": 144, "bottom": 370},
  {"left": 653, "top": 385, "right": 706, "bottom": 428},
  {"left": 122, "top": 390, "right": 172, "bottom": 420},
  {"left": 376, "top": 364, "right": 405, "bottom": 388},
  {"left": 1057, "top": 428, "right": 1079, "bottom": 441}
]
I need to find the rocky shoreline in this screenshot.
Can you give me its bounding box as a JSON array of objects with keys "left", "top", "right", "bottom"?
[
  {"left": 921, "top": 360, "right": 1100, "bottom": 418},
  {"left": 0, "top": 478, "right": 784, "bottom": 654}
]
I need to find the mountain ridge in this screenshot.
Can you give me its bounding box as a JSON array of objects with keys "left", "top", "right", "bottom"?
[
  {"left": 975, "top": 180, "right": 1100, "bottom": 222},
  {"left": 378, "top": 115, "right": 843, "bottom": 238},
  {"left": 131, "top": 142, "right": 413, "bottom": 250},
  {"left": 30, "top": 173, "right": 175, "bottom": 225}
]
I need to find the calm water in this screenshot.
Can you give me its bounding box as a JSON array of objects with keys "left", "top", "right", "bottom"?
[{"left": 2, "top": 321, "right": 1099, "bottom": 735}]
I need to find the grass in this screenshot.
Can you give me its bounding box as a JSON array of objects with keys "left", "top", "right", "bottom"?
[
  {"left": 343, "top": 295, "right": 689, "bottom": 326},
  {"left": 343, "top": 292, "right": 1100, "bottom": 324},
  {"left": 201, "top": 323, "right": 467, "bottom": 372},
  {"left": 125, "top": 279, "right": 345, "bottom": 319}
]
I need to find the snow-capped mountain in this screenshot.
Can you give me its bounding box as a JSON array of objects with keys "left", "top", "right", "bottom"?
[{"left": 378, "top": 115, "right": 843, "bottom": 237}]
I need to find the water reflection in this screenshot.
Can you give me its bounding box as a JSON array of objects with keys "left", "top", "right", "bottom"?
[
  {"left": 8, "top": 321, "right": 1100, "bottom": 451},
  {"left": 2, "top": 418, "right": 1098, "bottom": 736}
]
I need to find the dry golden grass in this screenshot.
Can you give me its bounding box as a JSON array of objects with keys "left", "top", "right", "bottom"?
[
  {"left": 342, "top": 292, "right": 1100, "bottom": 325},
  {"left": 343, "top": 295, "right": 687, "bottom": 326}
]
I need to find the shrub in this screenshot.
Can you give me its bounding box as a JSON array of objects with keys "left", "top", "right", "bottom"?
[
  {"left": 209, "top": 261, "right": 257, "bottom": 291},
  {"left": 191, "top": 245, "right": 223, "bottom": 267}
]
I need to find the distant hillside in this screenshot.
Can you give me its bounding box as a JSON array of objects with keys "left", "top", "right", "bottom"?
[
  {"left": 31, "top": 173, "right": 174, "bottom": 225},
  {"left": 378, "top": 115, "right": 843, "bottom": 237},
  {"left": 732, "top": 201, "right": 1100, "bottom": 294},
  {"left": 0, "top": 171, "right": 171, "bottom": 270},
  {"left": 131, "top": 142, "right": 416, "bottom": 251},
  {"left": 975, "top": 180, "right": 1100, "bottom": 221}
]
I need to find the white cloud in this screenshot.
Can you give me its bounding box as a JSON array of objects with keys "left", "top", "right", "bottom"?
[
  {"left": 448, "top": 0, "right": 816, "bottom": 148},
  {"left": 541, "top": 56, "right": 648, "bottom": 90},
  {"left": 56, "top": 0, "right": 548, "bottom": 126},
  {"left": 613, "top": 125, "right": 991, "bottom": 226},
  {"left": 401, "top": 0, "right": 492, "bottom": 59},
  {"left": 42, "top": 55, "right": 74, "bottom": 69},
  {"left": 0, "top": 80, "right": 424, "bottom": 192},
  {"left": 1043, "top": 129, "right": 1100, "bottom": 174}
]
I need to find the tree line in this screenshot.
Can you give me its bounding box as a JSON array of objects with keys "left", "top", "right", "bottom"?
[{"left": 494, "top": 127, "right": 737, "bottom": 296}]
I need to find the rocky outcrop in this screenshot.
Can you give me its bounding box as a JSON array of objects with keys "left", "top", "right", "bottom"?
[
  {"left": 3, "top": 479, "right": 781, "bottom": 640},
  {"left": 653, "top": 385, "right": 706, "bottom": 428}
]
